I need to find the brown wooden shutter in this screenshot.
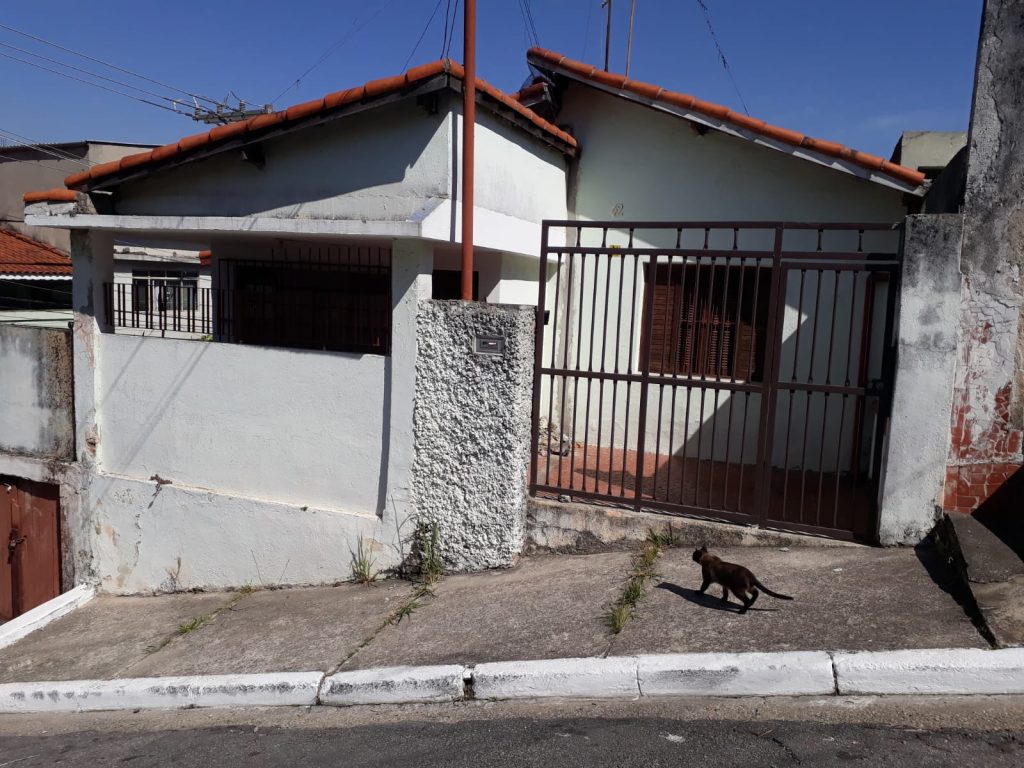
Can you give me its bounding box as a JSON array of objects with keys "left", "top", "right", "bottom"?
[{"left": 648, "top": 277, "right": 680, "bottom": 373}]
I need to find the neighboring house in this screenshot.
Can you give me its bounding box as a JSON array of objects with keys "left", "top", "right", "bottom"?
[
  {"left": 10, "top": 0, "right": 1020, "bottom": 596},
  {"left": 0, "top": 228, "right": 72, "bottom": 328}
]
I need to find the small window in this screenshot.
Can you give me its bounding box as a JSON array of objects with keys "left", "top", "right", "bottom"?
[
  {"left": 644, "top": 263, "right": 772, "bottom": 381},
  {"left": 131, "top": 269, "right": 198, "bottom": 313}
]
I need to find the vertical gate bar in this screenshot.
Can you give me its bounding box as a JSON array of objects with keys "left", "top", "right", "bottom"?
[
  {"left": 824, "top": 271, "right": 841, "bottom": 385},
  {"left": 558, "top": 230, "right": 580, "bottom": 491},
  {"left": 665, "top": 228, "right": 685, "bottom": 504},
  {"left": 693, "top": 253, "right": 715, "bottom": 506},
  {"left": 815, "top": 392, "right": 832, "bottom": 526},
  {"left": 754, "top": 228, "right": 787, "bottom": 527},
  {"left": 619, "top": 252, "right": 640, "bottom": 493},
  {"left": 595, "top": 248, "right": 614, "bottom": 494},
  {"left": 568, "top": 231, "right": 587, "bottom": 491},
  {"left": 581, "top": 236, "right": 603, "bottom": 493},
  {"left": 678, "top": 247, "right": 703, "bottom": 506},
  {"left": 707, "top": 254, "right": 733, "bottom": 510},
  {"left": 653, "top": 246, "right": 676, "bottom": 501},
  {"left": 529, "top": 222, "right": 550, "bottom": 496},
  {"left": 722, "top": 257, "right": 746, "bottom": 510},
  {"left": 633, "top": 245, "right": 660, "bottom": 511},
  {"left": 607, "top": 244, "right": 627, "bottom": 495},
  {"left": 843, "top": 272, "right": 862, "bottom": 387},
  {"left": 737, "top": 256, "right": 763, "bottom": 514},
  {"left": 779, "top": 268, "right": 807, "bottom": 520},
  {"left": 832, "top": 394, "right": 849, "bottom": 529},
  {"left": 798, "top": 269, "right": 824, "bottom": 522},
  {"left": 850, "top": 272, "right": 878, "bottom": 483},
  {"left": 544, "top": 249, "right": 564, "bottom": 488}
]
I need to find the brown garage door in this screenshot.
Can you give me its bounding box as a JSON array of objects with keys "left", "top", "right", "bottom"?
[{"left": 1, "top": 477, "right": 61, "bottom": 621}]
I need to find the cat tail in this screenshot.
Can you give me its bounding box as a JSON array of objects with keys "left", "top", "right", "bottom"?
[{"left": 753, "top": 578, "right": 793, "bottom": 600}]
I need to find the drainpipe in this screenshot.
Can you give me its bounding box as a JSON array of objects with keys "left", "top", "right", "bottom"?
[{"left": 461, "top": 0, "right": 476, "bottom": 301}]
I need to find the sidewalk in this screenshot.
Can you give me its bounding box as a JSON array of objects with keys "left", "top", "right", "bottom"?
[{"left": 0, "top": 544, "right": 987, "bottom": 685}]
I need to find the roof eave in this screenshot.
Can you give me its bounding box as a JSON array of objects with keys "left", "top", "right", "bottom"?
[{"left": 531, "top": 53, "right": 927, "bottom": 197}]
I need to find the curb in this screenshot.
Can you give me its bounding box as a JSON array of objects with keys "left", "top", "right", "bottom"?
[
  {"left": 0, "top": 672, "right": 322, "bottom": 714},
  {"left": 0, "top": 585, "right": 95, "bottom": 652},
  {"left": 2, "top": 648, "right": 1023, "bottom": 713}
]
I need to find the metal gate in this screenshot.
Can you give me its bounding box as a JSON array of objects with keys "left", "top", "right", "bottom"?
[
  {"left": 1, "top": 476, "right": 61, "bottom": 621},
  {"left": 529, "top": 221, "right": 901, "bottom": 542}
]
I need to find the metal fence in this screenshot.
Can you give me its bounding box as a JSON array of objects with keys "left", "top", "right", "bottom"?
[{"left": 530, "top": 220, "right": 902, "bottom": 542}]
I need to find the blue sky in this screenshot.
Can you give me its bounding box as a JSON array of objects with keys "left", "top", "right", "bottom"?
[{"left": 2, "top": 1, "right": 982, "bottom": 161}]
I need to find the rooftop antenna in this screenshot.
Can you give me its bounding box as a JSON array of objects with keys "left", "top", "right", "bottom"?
[
  {"left": 602, "top": 0, "right": 612, "bottom": 71},
  {"left": 625, "top": 0, "right": 637, "bottom": 78}
]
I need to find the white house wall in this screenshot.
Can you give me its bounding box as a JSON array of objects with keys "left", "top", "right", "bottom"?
[{"left": 115, "top": 100, "right": 452, "bottom": 223}]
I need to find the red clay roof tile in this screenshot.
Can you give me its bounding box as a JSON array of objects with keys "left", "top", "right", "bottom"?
[
  {"left": 0, "top": 229, "right": 72, "bottom": 276},
  {"left": 526, "top": 47, "right": 926, "bottom": 188},
  {"left": 62, "top": 58, "right": 576, "bottom": 191},
  {"left": 22, "top": 188, "right": 77, "bottom": 204}
]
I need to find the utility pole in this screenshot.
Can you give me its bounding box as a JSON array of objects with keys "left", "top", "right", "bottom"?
[
  {"left": 192, "top": 102, "right": 273, "bottom": 125},
  {"left": 625, "top": 0, "right": 637, "bottom": 78},
  {"left": 461, "top": 0, "right": 477, "bottom": 301},
  {"left": 602, "top": 0, "right": 612, "bottom": 71}
]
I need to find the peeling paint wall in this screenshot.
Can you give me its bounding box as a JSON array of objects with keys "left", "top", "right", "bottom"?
[
  {"left": 0, "top": 325, "right": 74, "bottom": 460},
  {"left": 945, "top": 0, "right": 1024, "bottom": 513},
  {"left": 413, "top": 301, "right": 534, "bottom": 570}
]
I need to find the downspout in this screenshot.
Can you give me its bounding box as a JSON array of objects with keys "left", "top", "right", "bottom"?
[{"left": 461, "top": 0, "right": 476, "bottom": 301}]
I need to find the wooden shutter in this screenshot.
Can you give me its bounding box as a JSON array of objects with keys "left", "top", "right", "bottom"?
[{"left": 647, "top": 277, "right": 680, "bottom": 373}]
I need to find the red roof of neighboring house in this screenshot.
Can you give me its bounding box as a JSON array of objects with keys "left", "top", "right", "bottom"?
[
  {"left": 0, "top": 229, "right": 72, "bottom": 276},
  {"left": 54, "top": 60, "right": 576, "bottom": 193},
  {"left": 527, "top": 47, "right": 926, "bottom": 189}
]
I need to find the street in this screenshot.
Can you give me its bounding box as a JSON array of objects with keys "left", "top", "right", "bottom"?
[{"left": 2, "top": 696, "right": 1022, "bottom": 767}]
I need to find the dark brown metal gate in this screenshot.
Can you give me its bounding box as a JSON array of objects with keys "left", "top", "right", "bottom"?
[
  {"left": 529, "top": 221, "right": 902, "bottom": 542},
  {"left": 1, "top": 476, "right": 61, "bottom": 621}
]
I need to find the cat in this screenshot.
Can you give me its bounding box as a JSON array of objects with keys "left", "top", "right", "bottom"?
[{"left": 692, "top": 546, "right": 793, "bottom": 614}]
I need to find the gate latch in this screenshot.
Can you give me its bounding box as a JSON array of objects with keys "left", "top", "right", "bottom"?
[{"left": 7, "top": 530, "right": 25, "bottom": 564}]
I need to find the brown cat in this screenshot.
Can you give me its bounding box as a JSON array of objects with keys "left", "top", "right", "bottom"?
[{"left": 692, "top": 546, "right": 793, "bottom": 614}]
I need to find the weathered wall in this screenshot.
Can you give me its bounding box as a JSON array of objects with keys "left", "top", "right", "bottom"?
[
  {"left": 413, "top": 300, "right": 534, "bottom": 570},
  {"left": 879, "top": 215, "right": 963, "bottom": 543},
  {"left": 0, "top": 325, "right": 74, "bottom": 460},
  {"left": 945, "top": 0, "right": 1024, "bottom": 513}
]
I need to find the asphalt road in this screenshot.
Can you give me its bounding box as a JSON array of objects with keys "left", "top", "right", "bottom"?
[{"left": 2, "top": 696, "right": 1023, "bottom": 767}]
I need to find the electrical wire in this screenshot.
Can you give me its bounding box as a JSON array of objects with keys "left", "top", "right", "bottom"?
[
  {"left": 440, "top": 0, "right": 454, "bottom": 58},
  {"left": 270, "top": 0, "right": 401, "bottom": 105},
  {"left": 0, "top": 50, "right": 187, "bottom": 115},
  {"left": 444, "top": 0, "right": 461, "bottom": 59},
  {"left": 522, "top": 0, "right": 541, "bottom": 46},
  {"left": 0, "top": 127, "right": 91, "bottom": 166},
  {"left": 695, "top": 0, "right": 749, "bottom": 115},
  {"left": 0, "top": 21, "right": 222, "bottom": 107},
  {"left": 403, "top": 0, "right": 447, "bottom": 70},
  {"left": 0, "top": 150, "right": 76, "bottom": 175},
  {"left": 582, "top": 0, "right": 595, "bottom": 61}
]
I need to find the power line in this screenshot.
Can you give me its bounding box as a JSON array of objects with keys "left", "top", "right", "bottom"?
[
  {"left": 0, "top": 128, "right": 92, "bottom": 167},
  {"left": 0, "top": 40, "right": 194, "bottom": 111},
  {"left": 0, "top": 150, "right": 76, "bottom": 175},
  {"left": 444, "top": 0, "right": 461, "bottom": 59},
  {"left": 516, "top": 0, "right": 540, "bottom": 48},
  {"left": 523, "top": 0, "right": 541, "bottom": 45},
  {"left": 695, "top": 0, "right": 749, "bottom": 115},
  {"left": 582, "top": 0, "right": 595, "bottom": 61},
  {"left": 0, "top": 50, "right": 187, "bottom": 115},
  {"left": 440, "top": 0, "right": 454, "bottom": 57},
  {"left": 403, "top": 0, "right": 447, "bottom": 70},
  {"left": 270, "top": 0, "right": 401, "bottom": 105},
  {"left": 0, "top": 21, "right": 222, "bottom": 108}
]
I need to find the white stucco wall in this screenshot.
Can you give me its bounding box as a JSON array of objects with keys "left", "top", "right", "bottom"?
[{"left": 95, "top": 333, "right": 388, "bottom": 514}]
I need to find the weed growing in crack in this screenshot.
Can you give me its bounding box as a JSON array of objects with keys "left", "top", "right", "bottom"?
[
  {"left": 176, "top": 614, "right": 210, "bottom": 635},
  {"left": 605, "top": 541, "right": 663, "bottom": 635},
  {"left": 350, "top": 534, "right": 379, "bottom": 585},
  {"left": 646, "top": 523, "right": 680, "bottom": 549}
]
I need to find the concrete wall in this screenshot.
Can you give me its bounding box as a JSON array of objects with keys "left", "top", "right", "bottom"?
[
  {"left": 73, "top": 232, "right": 432, "bottom": 593},
  {"left": 945, "top": 0, "right": 1024, "bottom": 513},
  {"left": 0, "top": 325, "right": 74, "bottom": 460},
  {"left": 413, "top": 300, "right": 534, "bottom": 570},
  {"left": 879, "top": 215, "right": 963, "bottom": 543}
]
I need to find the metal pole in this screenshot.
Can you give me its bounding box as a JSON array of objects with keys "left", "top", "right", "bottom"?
[
  {"left": 602, "top": 0, "right": 612, "bottom": 71},
  {"left": 461, "top": 0, "right": 477, "bottom": 301},
  {"left": 625, "top": 0, "right": 637, "bottom": 78}
]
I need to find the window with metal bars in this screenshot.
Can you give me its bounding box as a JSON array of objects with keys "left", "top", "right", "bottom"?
[{"left": 644, "top": 262, "right": 772, "bottom": 381}]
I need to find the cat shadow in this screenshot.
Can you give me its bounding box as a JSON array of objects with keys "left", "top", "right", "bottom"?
[{"left": 655, "top": 581, "right": 779, "bottom": 613}]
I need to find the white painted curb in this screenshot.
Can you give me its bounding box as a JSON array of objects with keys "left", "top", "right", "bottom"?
[
  {"left": 472, "top": 657, "right": 639, "bottom": 700},
  {"left": 834, "top": 648, "right": 1024, "bottom": 695},
  {"left": 639, "top": 651, "right": 835, "bottom": 697},
  {"left": 321, "top": 665, "right": 466, "bottom": 706},
  {"left": 0, "top": 672, "right": 323, "bottom": 713},
  {"left": 0, "top": 584, "right": 95, "bottom": 651}
]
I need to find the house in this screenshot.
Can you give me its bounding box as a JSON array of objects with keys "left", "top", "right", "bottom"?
[
  {"left": 8, "top": 0, "right": 1020, "bottom": 598},
  {"left": 0, "top": 228, "right": 72, "bottom": 327}
]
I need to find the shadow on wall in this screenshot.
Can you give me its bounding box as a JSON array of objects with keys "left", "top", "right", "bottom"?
[{"left": 973, "top": 466, "right": 1024, "bottom": 561}]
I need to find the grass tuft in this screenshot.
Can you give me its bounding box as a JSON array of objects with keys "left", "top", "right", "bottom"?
[
  {"left": 350, "top": 534, "right": 379, "bottom": 585},
  {"left": 176, "top": 614, "right": 209, "bottom": 635},
  {"left": 605, "top": 541, "right": 664, "bottom": 634}
]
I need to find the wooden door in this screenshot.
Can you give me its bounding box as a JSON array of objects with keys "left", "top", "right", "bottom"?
[{"left": 0, "top": 477, "right": 61, "bottom": 619}]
